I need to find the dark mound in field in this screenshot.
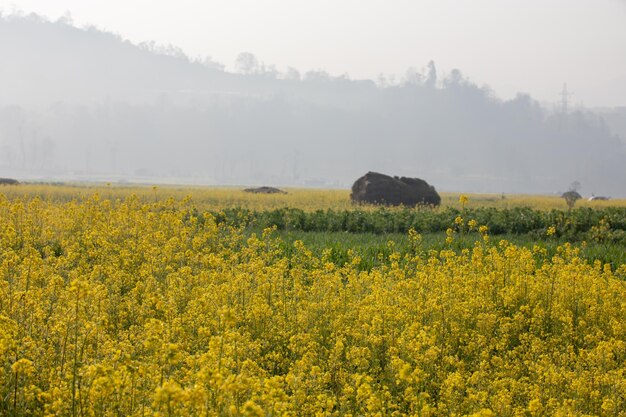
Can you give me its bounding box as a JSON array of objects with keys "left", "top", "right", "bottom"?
[
  {"left": 0, "top": 178, "right": 19, "bottom": 185},
  {"left": 351, "top": 172, "right": 440, "bottom": 206},
  {"left": 244, "top": 186, "right": 287, "bottom": 194}
]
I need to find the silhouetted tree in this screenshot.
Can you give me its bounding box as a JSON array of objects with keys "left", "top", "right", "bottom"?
[
  {"left": 284, "top": 67, "right": 301, "bottom": 80},
  {"left": 235, "top": 52, "right": 259, "bottom": 74},
  {"left": 425, "top": 60, "right": 437, "bottom": 88},
  {"left": 562, "top": 183, "right": 582, "bottom": 209}
]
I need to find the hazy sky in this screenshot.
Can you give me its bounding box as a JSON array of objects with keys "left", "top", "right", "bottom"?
[{"left": 2, "top": 0, "right": 626, "bottom": 107}]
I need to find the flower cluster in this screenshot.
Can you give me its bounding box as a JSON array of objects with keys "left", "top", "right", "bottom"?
[{"left": 1, "top": 194, "right": 625, "bottom": 416}]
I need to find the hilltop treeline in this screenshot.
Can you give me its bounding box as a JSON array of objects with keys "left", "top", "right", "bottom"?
[{"left": 1, "top": 13, "right": 625, "bottom": 195}]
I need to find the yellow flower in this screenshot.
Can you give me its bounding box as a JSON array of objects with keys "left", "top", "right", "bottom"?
[
  {"left": 528, "top": 398, "right": 543, "bottom": 415},
  {"left": 11, "top": 358, "right": 34, "bottom": 376}
]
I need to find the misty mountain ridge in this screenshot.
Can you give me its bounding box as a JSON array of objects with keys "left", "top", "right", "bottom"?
[
  {"left": 1, "top": 13, "right": 625, "bottom": 196},
  {"left": 0, "top": 13, "right": 377, "bottom": 108}
]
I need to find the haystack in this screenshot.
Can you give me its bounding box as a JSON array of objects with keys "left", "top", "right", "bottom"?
[{"left": 351, "top": 172, "right": 440, "bottom": 206}]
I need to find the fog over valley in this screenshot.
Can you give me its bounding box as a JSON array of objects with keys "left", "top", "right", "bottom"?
[{"left": 1, "top": 13, "right": 626, "bottom": 196}]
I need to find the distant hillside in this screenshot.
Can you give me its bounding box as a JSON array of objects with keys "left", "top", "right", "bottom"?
[
  {"left": 0, "top": 14, "right": 249, "bottom": 104},
  {"left": 1, "top": 13, "right": 625, "bottom": 196},
  {"left": 0, "top": 13, "right": 376, "bottom": 108},
  {"left": 594, "top": 107, "right": 626, "bottom": 144}
]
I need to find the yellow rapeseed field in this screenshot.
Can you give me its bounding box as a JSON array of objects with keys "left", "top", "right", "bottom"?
[
  {"left": 2, "top": 182, "right": 625, "bottom": 211},
  {"left": 1, "top": 191, "right": 625, "bottom": 416}
]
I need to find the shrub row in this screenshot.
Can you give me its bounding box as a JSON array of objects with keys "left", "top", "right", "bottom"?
[{"left": 203, "top": 206, "right": 626, "bottom": 240}]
